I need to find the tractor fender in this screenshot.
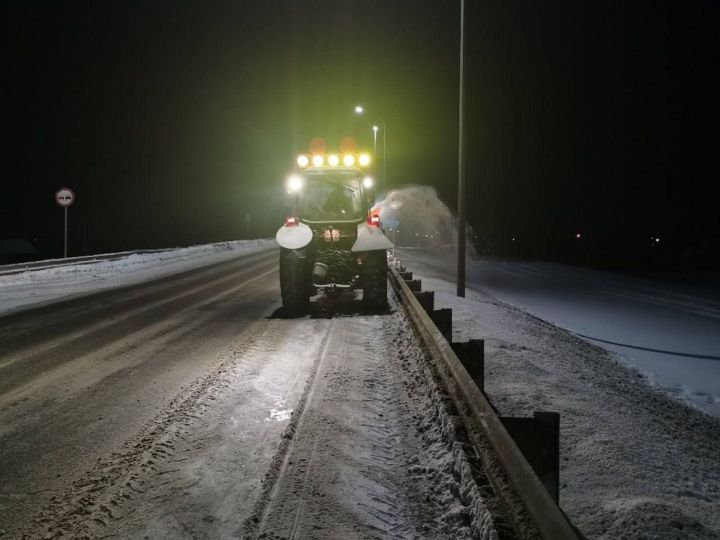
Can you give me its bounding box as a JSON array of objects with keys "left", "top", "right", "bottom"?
[
  {"left": 276, "top": 222, "right": 313, "bottom": 250},
  {"left": 351, "top": 223, "right": 394, "bottom": 252}
]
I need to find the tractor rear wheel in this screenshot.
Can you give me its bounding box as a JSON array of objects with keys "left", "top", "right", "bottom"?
[
  {"left": 362, "top": 251, "right": 388, "bottom": 309},
  {"left": 280, "top": 248, "right": 310, "bottom": 313}
]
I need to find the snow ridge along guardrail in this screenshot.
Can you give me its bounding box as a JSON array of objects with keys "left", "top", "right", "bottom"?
[
  {"left": 0, "top": 241, "right": 269, "bottom": 277},
  {"left": 0, "top": 248, "right": 176, "bottom": 276},
  {"left": 388, "top": 262, "right": 578, "bottom": 540}
]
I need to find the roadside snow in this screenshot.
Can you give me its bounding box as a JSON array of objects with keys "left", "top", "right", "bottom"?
[
  {"left": 0, "top": 240, "right": 275, "bottom": 316},
  {"left": 395, "top": 256, "right": 720, "bottom": 539},
  {"left": 399, "top": 249, "right": 720, "bottom": 417}
]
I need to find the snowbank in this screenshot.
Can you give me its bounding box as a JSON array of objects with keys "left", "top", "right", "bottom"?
[
  {"left": 399, "top": 249, "right": 720, "bottom": 417},
  {"left": 397, "top": 261, "right": 720, "bottom": 539},
  {"left": 0, "top": 240, "right": 276, "bottom": 316}
]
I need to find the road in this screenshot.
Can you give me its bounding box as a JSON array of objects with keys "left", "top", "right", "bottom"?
[
  {"left": 0, "top": 248, "right": 505, "bottom": 539},
  {"left": 398, "top": 248, "right": 720, "bottom": 417}
]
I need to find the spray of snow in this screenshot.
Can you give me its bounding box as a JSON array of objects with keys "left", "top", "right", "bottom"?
[{"left": 373, "top": 185, "right": 476, "bottom": 257}]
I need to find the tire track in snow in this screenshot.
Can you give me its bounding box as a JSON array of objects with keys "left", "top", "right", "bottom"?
[
  {"left": 246, "top": 303, "right": 511, "bottom": 539},
  {"left": 18, "top": 316, "right": 328, "bottom": 539}
]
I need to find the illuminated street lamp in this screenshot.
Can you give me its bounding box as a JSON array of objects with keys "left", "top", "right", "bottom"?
[
  {"left": 354, "top": 105, "right": 387, "bottom": 194},
  {"left": 372, "top": 125, "right": 379, "bottom": 162}
]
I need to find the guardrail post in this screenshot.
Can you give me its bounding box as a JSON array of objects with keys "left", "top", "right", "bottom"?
[
  {"left": 399, "top": 271, "right": 413, "bottom": 280},
  {"left": 451, "top": 339, "right": 484, "bottom": 391},
  {"left": 430, "top": 308, "right": 452, "bottom": 341},
  {"left": 413, "top": 290, "right": 435, "bottom": 313},
  {"left": 406, "top": 279, "right": 422, "bottom": 292},
  {"left": 499, "top": 411, "right": 560, "bottom": 504}
]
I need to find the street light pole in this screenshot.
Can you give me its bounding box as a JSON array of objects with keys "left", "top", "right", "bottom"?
[
  {"left": 372, "top": 125, "right": 378, "bottom": 163},
  {"left": 355, "top": 106, "right": 387, "bottom": 194},
  {"left": 457, "top": 0, "right": 466, "bottom": 298},
  {"left": 382, "top": 120, "right": 387, "bottom": 194}
]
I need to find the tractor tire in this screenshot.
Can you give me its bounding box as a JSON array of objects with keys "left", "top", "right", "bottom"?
[
  {"left": 280, "top": 248, "right": 310, "bottom": 313},
  {"left": 362, "top": 251, "right": 388, "bottom": 309}
]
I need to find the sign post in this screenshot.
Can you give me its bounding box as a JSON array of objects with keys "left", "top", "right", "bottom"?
[{"left": 55, "top": 187, "right": 75, "bottom": 258}]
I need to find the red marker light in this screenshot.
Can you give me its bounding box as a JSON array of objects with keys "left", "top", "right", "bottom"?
[
  {"left": 367, "top": 214, "right": 381, "bottom": 227},
  {"left": 285, "top": 217, "right": 299, "bottom": 226}
]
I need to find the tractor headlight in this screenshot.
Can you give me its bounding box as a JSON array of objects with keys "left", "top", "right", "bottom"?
[
  {"left": 358, "top": 153, "right": 371, "bottom": 167},
  {"left": 362, "top": 176, "right": 374, "bottom": 189},
  {"left": 328, "top": 154, "right": 340, "bottom": 166},
  {"left": 312, "top": 155, "right": 324, "bottom": 167},
  {"left": 286, "top": 174, "right": 303, "bottom": 193},
  {"left": 296, "top": 155, "right": 309, "bottom": 168},
  {"left": 343, "top": 154, "right": 355, "bottom": 167}
]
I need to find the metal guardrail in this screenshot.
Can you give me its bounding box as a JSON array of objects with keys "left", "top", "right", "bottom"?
[{"left": 388, "top": 262, "right": 578, "bottom": 540}]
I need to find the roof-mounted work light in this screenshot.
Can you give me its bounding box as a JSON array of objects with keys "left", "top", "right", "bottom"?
[{"left": 358, "top": 153, "right": 371, "bottom": 167}]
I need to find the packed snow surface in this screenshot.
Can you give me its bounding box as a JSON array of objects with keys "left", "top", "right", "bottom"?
[
  {"left": 0, "top": 240, "right": 275, "bottom": 316},
  {"left": 2, "top": 262, "right": 506, "bottom": 538}
]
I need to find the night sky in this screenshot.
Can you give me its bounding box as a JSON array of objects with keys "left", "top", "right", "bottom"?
[{"left": 3, "top": 1, "right": 719, "bottom": 270}]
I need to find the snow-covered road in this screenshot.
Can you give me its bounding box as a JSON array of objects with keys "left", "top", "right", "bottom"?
[
  {"left": 4, "top": 242, "right": 719, "bottom": 538},
  {"left": 0, "top": 245, "right": 506, "bottom": 538},
  {"left": 399, "top": 249, "right": 720, "bottom": 417}
]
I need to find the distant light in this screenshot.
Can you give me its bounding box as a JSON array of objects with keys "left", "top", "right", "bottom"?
[
  {"left": 358, "top": 153, "right": 371, "bottom": 167},
  {"left": 328, "top": 154, "right": 340, "bottom": 166},
  {"left": 354, "top": 105, "right": 364, "bottom": 114},
  {"left": 512, "top": 237, "right": 516, "bottom": 242},
  {"left": 343, "top": 154, "right": 355, "bottom": 166},
  {"left": 362, "top": 176, "right": 374, "bottom": 188},
  {"left": 296, "top": 155, "right": 309, "bottom": 168},
  {"left": 576, "top": 233, "right": 581, "bottom": 239},
  {"left": 656, "top": 237, "right": 661, "bottom": 243},
  {"left": 372, "top": 125, "right": 379, "bottom": 132},
  {"left": 312, "top": 155, "right": 324, "bottom": 167},
  {"left": 286, "top": 174, "right": 303, "bottom": 193}
]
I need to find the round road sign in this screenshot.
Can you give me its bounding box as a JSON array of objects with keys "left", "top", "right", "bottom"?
[{"left": 55, "top": 187, "right": 75, "bottom": 208}]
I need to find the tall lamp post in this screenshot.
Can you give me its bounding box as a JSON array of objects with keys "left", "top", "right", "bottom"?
[
  {"left": 354, "top": 105, "right": 387, "bottom": 194},
  {"left": 372, "top": 125, "right": 379, "bottom": 161},
  {"left": 457, "top": 0, "right": 466, "bottom": 298}
]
